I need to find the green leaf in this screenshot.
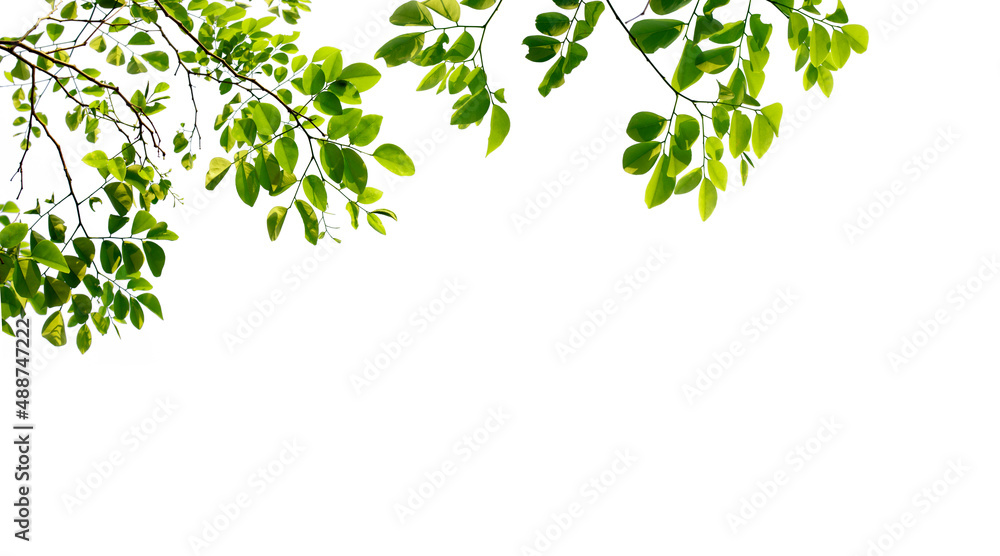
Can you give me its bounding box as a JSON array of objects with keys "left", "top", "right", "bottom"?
[
  {"left": 129, "top": 31, "right": 155, "bottom": 46},
  {"left": 390, "top": 1, "right": 435, "bottom": 26},
  {"left": 295, "top": 200, "right": 319, "bottom": 245},
  {"left": 108, "top": 158, "right": 127, "bottom": 181},
  {"left": 302, "top": 64, "right": 326, "bottom": 95},
  {"left": 698, "top": 178, "right": 718, "bottom": 221},
  {"left": 825, "top": 1, "right": 849, "bottom": 24},
  {"left": 445, "top": 31, "right": 476, "bottom": 62},
  {"left": 673, "top": 115, "right": 700, "bottom": 150},
  {"left": 788, "top": 13, "right": 809, "bottom": 49},
  {"left": 375, "top": 33, "right": 425, "bottom": 67},
  {"left": 141, "top": 51, "right": 170, "bottom": 71},
  {"left": 107, "top": 45, "right": 125, "bottom": 66},
  {"left": 629, "top": 19, "right": 684, "bottom": 54},
  {"left": 83, "top": 150, "right": 109, "bottom": 170},
  {"left": 122, "top": 241, "right": 145, "bottom": 275},
  {"left": 340, "top": 63, "right": 382, "bottom": 92},
  {"left": 585, "top": 1, "right": 605, "bottom": 26},
  {"left": 367, "top": 213, "right": 387, "bottom": 235},
  {"left": 712, "top": 105, "right": 730, "bottom": 137},
  {"left": 817, "top": 65, "right": 834, "bottom": 97},
  {"left": 645, "top": 155, "right": 675, "bottom": 209},
  {"left": 729, "top": 111, "right": 751, "bottom": 158},
  {"left": 77, "top": 324, "right": 92, "bottom": 354},
  {"left": 650, "top": 0, "right": 693, "bottom": 15},
  {"left": 314, "top": 91, "right": 343, "bottom": 116},
  {"left": 328, "top": 108, "right": 362, "bottom": 139},
  {"left": 127, "top": 56, "right": 148, "bottom": 74},
  {"left": 303, "top": 175, "right": 328, "bottom": 212},
  {"left": 536, "top": 12, "right": 571, "bottom": 36},
  {"left": 622, "top": 142, "right": 661, "bottom": 175},
  {"left": 13, "top": 260, "right": 41, "bottom": 298},
  {"left": 31, "top": 240, "right": 69, "bottom": 273},
  {"left": 43, "top": 277, "right": 71, "bottom": 308},
  {"left": 274, "top": 137, "right": 299, "bottom": 173},
  {"left": 252, "top": 103, "right": 282, "bottom": 136},
  {"left": 451, "top": 89, "right": 490, "bottom": 125},
  {"left": 707, "top": 160, "right": 728, "bottom": 191},
  {"left": 671, "top": 40, "right": 704, "bottom": 91},
  {"left": 705, "top": 136, "right": 724, "bottom": 160},
  {"left": 703, "top": 0, "right": 730, "bottom": 14},
  {"left": 142, "top": 241, "right": 165, "bottom": 277},
  {"left": 0, "top": 223, "right": 28, "bottom": 249},
  {"left": 235, "top": 159, "right": 260, "bottom": 206},
  {"left": 73, "top": 238, "right": 96, "bottom": 264},
  {"left": 42, "top": 311, "right": 67, "bottom": 347},
  {"left": 206, "top": 158, "right": 231, "bottom": 190},
  {"left": 320, "top": 143, "right": 345, "bottom": 182},
  {"left": 100, "top": 240, "right": 122, "bottom": 274},
  {"left": 627, "top": 111, "right": 667, "bottom": 142},
  {"left": 761, "top": 103, "right": 783, "bottom": 136},
  {"left": 810, "top": 24, "right": 831, "bottom": 67},
  {"left": 129, "top": 297, "right": 144, "bottom": 329},
  {"left": 267, "top": 206, "right": 287, "bottom": 241},
  {"left": 417, "top": 62, "right": 448, "bottom": 91},
  {"left": 112, "top": 291, "right": 128, "bottom": 321},
  {"left": 843, "top": 24, "right": 868, "bottom": 53},
  {"left": 373, "top": 144, "right": 415, "bottom": 176},
  {"left": 487, "top": 105, "right": 510, "bottom": 156},
  {"left": 137, "top": 293, "right": 163, "bottom": 319},
  {"left": 710, "top": 20, "right": 745, "bottom": 44},
  {"left": 674, "top": 168, "right": 702, "bottom": 195},
  {"left": 829, "top": 30, "right": 852, "bottom": 69},
  {"left": 131, "top": 211, "right": 157, "bottom": 235},
  {"left": 346, "top": 201, "right": 361, "bottom": 229},
  {"left": 523, "top": 35, "right": 562, "bottom": 62},
  {"left": 696, "top": 46, "right": 736, "bottom": 74},
  {"left": 425, "top": 0, "right": 462, "bottom": 22}
]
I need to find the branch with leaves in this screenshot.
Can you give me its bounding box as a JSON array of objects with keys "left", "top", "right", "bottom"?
[
  {"left": 0, "top": 0, "right": 416, "bottom": 351},
  {"left": 377, "top": 0, "right": 868, "bottom": 220}
]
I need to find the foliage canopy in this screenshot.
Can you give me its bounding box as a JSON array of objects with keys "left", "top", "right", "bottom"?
[{"left": 0, "top": 0, "right": 866, "bottom": 351}]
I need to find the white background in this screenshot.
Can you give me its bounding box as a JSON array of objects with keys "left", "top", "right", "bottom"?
[{"left": 2, "top": 0, "right": 999, "bottom": 554}]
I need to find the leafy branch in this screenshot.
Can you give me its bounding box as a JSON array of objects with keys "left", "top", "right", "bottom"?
[{"left": 0, "top": 0, "right": 416, "bottom": 351}]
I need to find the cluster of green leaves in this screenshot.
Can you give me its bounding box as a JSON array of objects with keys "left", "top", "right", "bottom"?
[
  {"left": 376, "top": 0, "right": 510, "bottom": 156},
  {"left": 618, "top": 0, "right": 867, "bottom": 220},
  {"left": 199, "top": 36, "right": 412, "bottom": 243},
  {"left": 379, "top": 0, "right": 868, "bottom": 221},
  {"left": 0, "top": 0, "right": 414, "bottom": 351},
  {"left": 771, "top": 0, "right": 868, "bottom": 96},
  {"left": 0, "top": 202, "right": 167, "bottom": 351},
  {"left": 522, "top": 0, "right": 605, "bottom": 97}
]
